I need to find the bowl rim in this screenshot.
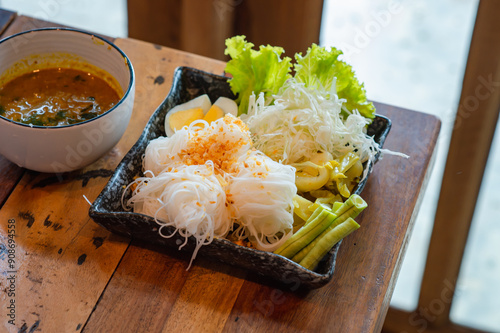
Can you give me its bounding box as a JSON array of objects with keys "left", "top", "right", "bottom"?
[{"left": 0, "top": 27, "right": 135, "bottom": 130}]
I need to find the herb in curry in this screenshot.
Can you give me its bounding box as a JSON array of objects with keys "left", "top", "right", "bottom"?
[{"left": 0, "top": 68, "right": 121, "bottom": 126}]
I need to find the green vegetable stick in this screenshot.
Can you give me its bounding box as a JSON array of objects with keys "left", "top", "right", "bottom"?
[
  {"left": 334, "top": 194, "right": 367, "bottom": 217},
  {"left": 274, "top": 209, "right": 336, "bottom": 259},
  {"left": 291, "top": 195, "right": 367, "bottom": 263},
  {"left": 304, "top": 206, "right": 324, "bottom": 226},
  {"left": 331, "top": 201, "right": 343, "bottom": 213},
  {"left": 299, "top": 218, "right": 360, "bottom": 271}
]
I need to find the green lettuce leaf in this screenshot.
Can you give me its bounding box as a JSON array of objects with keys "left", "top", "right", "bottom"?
[
  {"left": 224, "top": 36, "right": 292, "bottom": 115},
  {"left": 294, "top": 44, "right": 375, "bottom": 119}
]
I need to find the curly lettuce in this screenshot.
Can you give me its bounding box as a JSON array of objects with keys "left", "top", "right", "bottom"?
[
  {"left": 224, "top": 36, "right": 292, "bottom": 116},
  {"left": 294, "top": 44, "right": 375, "bottom": 120},
  {"left": 224, "top": 36, "right": 375, "bottom": 120}
]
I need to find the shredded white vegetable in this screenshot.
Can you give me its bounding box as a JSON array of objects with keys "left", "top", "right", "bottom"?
[{"left": 241, "top": 80, "right": 380, "bottom": 165}]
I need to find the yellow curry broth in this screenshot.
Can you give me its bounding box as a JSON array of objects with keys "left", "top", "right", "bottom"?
[
  {"left": 0, "top": 52, "right": 123, "bottom": 126},
  {"left": 0, "top": 68, "right": 120, "bottom": 126}
]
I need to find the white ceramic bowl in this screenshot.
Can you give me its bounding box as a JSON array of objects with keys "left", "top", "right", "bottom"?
[{"left": 0, "top": 28, "right": 135, "bottom": 173}]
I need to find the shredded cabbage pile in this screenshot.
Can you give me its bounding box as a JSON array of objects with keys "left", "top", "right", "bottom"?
[{"left": 241, "top": 80, "right": 379, "bottom": 166}]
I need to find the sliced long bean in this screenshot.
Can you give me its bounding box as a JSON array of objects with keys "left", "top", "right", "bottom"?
[
  {"left": 333, "top": 194, "right": 367, "bottom": 217},
  {"left": 291, "top": 195, "right": 367, "bottom": 263},
  {"left": 299, "top": 217, "right": 360, "bottom": 271},
  {"left": 304, "top": 206, "right": 324, "bottom": 226},
  {"left": 331, "top": 201, "right": 343, "bottom": 213},
  {"left": 274, "top": 208, "right": 336, "bottom": 259}
]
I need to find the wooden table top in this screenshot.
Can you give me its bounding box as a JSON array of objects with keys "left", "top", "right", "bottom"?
[{"left": 0, "top": 10, "right": 441, "bottom": 333}]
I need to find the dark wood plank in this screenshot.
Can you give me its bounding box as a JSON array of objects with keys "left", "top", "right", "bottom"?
[
  {"left": 127, "top": 0, "right": 181, "bottom": 48},
  {"left": 128, "top": 0, "right": 233, "bottom": 60},
  {"left": 0, "top": 158, "right": 24, "bottom": 208},
  {"left": 0, "top": 171, "right": 130, "bottom": 332},
  {"left": 127, "top": 0, "right": 324, "bottom": 61},
  {"left": 0, "top": 9, "right": 16, "bottom": 36},
  {"left": 81, "top": 241, "right": 192, "bottom": 333},
  {"left": 82, "top": 240, "right": 248, "bottom": 332},
  {"left": 234, "top": 0, "right": 324, "bottom": 59}
]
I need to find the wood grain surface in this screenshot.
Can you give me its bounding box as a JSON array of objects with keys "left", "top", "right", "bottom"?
[
  {"left": 0, "top": 8, "right": 14, "bottom": 36},
  {"left": 0, "top": 10, "right": 441, "bottom": 333}
]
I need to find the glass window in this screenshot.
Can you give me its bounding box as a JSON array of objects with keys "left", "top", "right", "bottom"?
[
  {"left": 450, "top": 119, "right": 500, "bottom": 332},
  {"left": 320, "top": 1, "right": 499, "bottom": 331}
]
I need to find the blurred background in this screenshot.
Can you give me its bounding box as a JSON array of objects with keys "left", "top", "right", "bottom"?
[{"left": 0, "top": 0, "right": 498, "bottom": 331}]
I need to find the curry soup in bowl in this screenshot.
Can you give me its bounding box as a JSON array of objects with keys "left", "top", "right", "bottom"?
[
  {"left": 0, "top": 28, "right": 135, "bottom": 173},
  {"left": 0, "top": 67, "right": 121, "bottom": 126}
]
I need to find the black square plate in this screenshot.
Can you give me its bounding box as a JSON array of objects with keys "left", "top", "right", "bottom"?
[{"left": 89, "top": 66, "right": 391, "bottom": 289}]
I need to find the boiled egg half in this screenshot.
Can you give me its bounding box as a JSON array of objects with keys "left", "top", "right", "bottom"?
[{"left": 164, "top": 95, "right": 238, "bottom": 136}]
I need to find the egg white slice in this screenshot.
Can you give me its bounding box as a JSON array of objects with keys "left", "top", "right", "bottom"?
[
  {"left": 164, "top": 94, "right": 212, "bottom": 136},
  {"left": 213, "top": 97, "right": 238, "bottom": 116}
]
